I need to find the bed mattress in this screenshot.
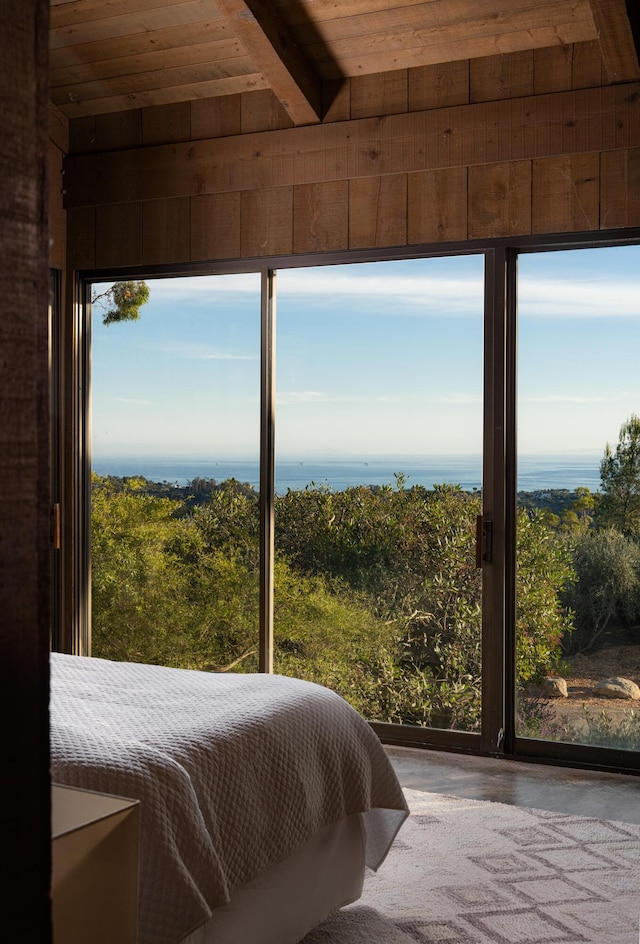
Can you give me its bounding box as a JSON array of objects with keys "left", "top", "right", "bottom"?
[{"left": 50, "top": 654, "right": 408, "bottom": 944}]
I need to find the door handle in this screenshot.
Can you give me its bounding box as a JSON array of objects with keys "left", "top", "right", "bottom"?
[{"left": 475, "top": 515, "right": 493, "bottom": 567}]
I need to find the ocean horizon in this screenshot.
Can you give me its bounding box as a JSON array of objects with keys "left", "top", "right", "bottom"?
[{"left": 92, "top": 454, "right": 603, "bottom": 494}]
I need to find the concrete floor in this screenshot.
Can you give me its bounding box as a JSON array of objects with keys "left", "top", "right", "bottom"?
[{"left": 386, "top": 746, "right": 640, "bottom": 824}]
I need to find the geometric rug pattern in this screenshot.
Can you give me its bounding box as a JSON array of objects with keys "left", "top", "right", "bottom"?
[{"left": 302, "top": 789, "right": 640, "bottom": 944}]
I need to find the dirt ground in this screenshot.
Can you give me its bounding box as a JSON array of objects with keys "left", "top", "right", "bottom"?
[{"left": 552, "top": 644, "right": 640, "bottom": 730}]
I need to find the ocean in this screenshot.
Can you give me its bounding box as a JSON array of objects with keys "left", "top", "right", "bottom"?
[{"left": 92, "top": 454, "right": 603, "bottom": 494}]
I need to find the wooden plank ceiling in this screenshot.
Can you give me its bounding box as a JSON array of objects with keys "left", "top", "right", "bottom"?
[{"left": 50, "top": 0, "right": 640, "bottom": 124}]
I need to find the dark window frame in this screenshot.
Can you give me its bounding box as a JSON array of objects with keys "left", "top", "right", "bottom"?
[{"left": 62, "top": 228, "right": 640, "bottom": 774}]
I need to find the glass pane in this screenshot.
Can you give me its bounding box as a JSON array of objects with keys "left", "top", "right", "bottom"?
[
  {"left": 90, "top": 274, "right": 261, "bottom": 671},
  {"left": 516, "top": 245, "right": 640, "bottom": 751},
  {"left": 274, "top": 257, "right": 484, "bottom": 732}
]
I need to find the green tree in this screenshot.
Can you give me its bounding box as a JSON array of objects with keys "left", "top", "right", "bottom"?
[
  {"left": 92, "top": 280, "right": 150, "bottom": 326},
  {"left": 599, "top": 414, "right": 640, "bottom": 537},
  {"left": 563, "top": 527, "right": 640, "bottom": 653}
]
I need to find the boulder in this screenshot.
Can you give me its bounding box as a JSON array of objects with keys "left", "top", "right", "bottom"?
[
  {"left": 594, "top": 677, "right": 640, "bottom": 700},
  {"left": 526, "top": 677, "right": 568, "bottom": 698},
  {"left": 542, "top": 677, "right": 568, "bottom": 698}
]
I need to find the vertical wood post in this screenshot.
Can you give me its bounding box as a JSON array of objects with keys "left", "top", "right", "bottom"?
[{"left": 0, "top": 1, "right": 52, "bottom": 939}]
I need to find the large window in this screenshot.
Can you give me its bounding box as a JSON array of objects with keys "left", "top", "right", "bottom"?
[
  {"left": 90, "top": 274, "right": 261, "bottom": 670},
  {"left": 515, "top": 245, "right": 640, "bottom": 755},
  {"left": 274, "top": 258, "right": 485, "bottom": 734},
  {"left": 71, "top": 235, "right": 640, "bottom": 768}
]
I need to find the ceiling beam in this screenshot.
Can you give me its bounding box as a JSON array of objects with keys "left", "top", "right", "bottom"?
[
  {"left": 215, "top": 0, "right": 322, "bottom": 125},
  {"left": 588, "top": 0, "right": 640, "bottom": 81}
]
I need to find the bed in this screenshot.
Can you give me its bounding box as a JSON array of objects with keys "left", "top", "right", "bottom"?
[{"left": 50, "top": 653, "right": 409, "bottom": 944}]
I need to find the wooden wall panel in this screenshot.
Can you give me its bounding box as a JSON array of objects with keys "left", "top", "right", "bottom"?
[
  {"left": 49, "top": 142, "right": 67, "bottom": 270},
  {"left": 191, "top": 94, "right": 241, "bottom": 139},
  {"left": 64, "top": 83, "right": 640, "bottom": 208},
  {"left": 143, "top": 196, "right": 190, "bottom": 264},
  {"left": 351, "top": 70, "right": 408, "bottom": 119},
  {"left": 67, "top": 207, "right": 96, "bottom": 269},
  {"left": 293, "top": 181, "right": 349, "bottom": 254},
  {"left": 532, "top": 153, "right": 600, "bottom": 233},
  {"left": 96, "top": 203, "right": 142, "bottom": 267},
  {"left": 600, "top": 149, "right": 640, "bottom": 229},
  {"left": 142, "top": 102, "right": 191, "bottom": 145},
  {"left": 241, "top": 186, "right": 293, "bottom": 256},
  {"left": 468, "top": 161, "right": 532, "bottom": 238},
  {"left": 571, "top": 40, "right": 604, "bottom": 89},
  {"left": 534, "top": 45, "right": 574, "bottom": 94},
  {"left": 69, "top": 115, "right": 97, "bottom": 154},
  {"left": 95, "top": 109, "right": 142, "bottom": 150},
  {"left": 191, "top": 191, "right": 241, "bottom": 260},
  {"left": 407, "top": 167, "right": 467, "bottom": 244},
  {"left": 241, "top": 89, "right": 293, "bottom": 134},
  {"left": 408, "top": 61, "right": 470, "bottom": 111},
  {"left": 470, "top": 52, "right": 534, "bottom": 103},
  {"left": 349, "top": 174, "right": 407, "bottom": 249},
  {"left": 323, "top": 79, "right": 351, "bottom": 122}
]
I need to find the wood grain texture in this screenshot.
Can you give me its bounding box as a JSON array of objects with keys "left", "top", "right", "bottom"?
[
  {"left": 293, "top": 180, "right": 349, "bottom": 252},
  {"left": 66, "top": 206, "right": 96, "bottom": 268},
  {"left": 49, "top": 142, "right": 67, "bottom": 269},
  {"left": 0, "top": 2, "right": 51, "bottom": 938},
  {"left": 350, "top": 70, "right": 408, "bottom": 119},
  {"left": 532, "top": 152, "right": 600, "bottom": 231},
  {"left": 50, "top": 20, "right": 234, "bottom": 70},
  {"left": 323, "top": 79, "right": 351, "bottom": 122},
  {"left": 408, "top": 60, "right": 470, "bottom": 111},
  {"left": 241, "top": 88, "right": 294, "bottom": 132},
  {"left": 62, "top": 83, "right": 640, "bottom": 208},
  {"left": 50, "top": 0, "right": 221, "bottom": 49},
  {"left": 240, "top": 185, "right": 293, "bottom": 255},
  {"left": 142, "top": 102, "right": 191, "bottom": 145},
  {"left": 143, "top": 196, "right": 191, "bottom": 263},
  {"left": 216, "top": 0, "right": 322, "bottom": 124},
  {"left": 58, "top": 73, "right": 269, "bottom": 119},
  {"left": 470, "top": 51, "right": 534, "bottom": 102},
  {"left": 96, "top": 202, "right": 143, "bottom": 266},
  {"left": 348, "top": 174, "right": 407, "bottom": 248},
  {"left": 600, "top": 147, "right": 640, "bottom": 227},
  {"left": 191, "top": 94, "right": 242, "bottom": 138},
  {"left": 588, "top": 0, "right": 640, "bottom": 82},
  {"left": 571, "top": 38, "right": 604, "bottom": 87},
  {"left": 49, "top": 101, "right": 70, "bottom": 152},
  {"left": 534, "top": 43, "right": 574, "bottom": 94},
  {"left": 468, "top": 160, "right": 532, "bottom": 237},
  {"left": 407, "top": 166, "right": 468, "bottom": 243},
  {"left": 191, "top": 190, "right": 241, "bottom": 259}
]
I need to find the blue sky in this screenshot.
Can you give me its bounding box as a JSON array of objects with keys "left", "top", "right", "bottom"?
[{"left": 91, "top": 245, "right": 640, "bottom": 461}]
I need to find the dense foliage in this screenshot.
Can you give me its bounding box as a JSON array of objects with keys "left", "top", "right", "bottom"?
[{"left": 91, "top": 474, "right": 574, "bottom": 731}]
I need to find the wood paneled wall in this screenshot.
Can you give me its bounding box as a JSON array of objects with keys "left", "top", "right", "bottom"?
[
  {"left": 49, "top": 104, "right": 69, "bottom": 271},
  {"left": 65, "top": 42, "right": 640, "bottom": 269}
]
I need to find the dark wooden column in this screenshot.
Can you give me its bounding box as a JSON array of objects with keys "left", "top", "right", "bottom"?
[{"left": 0, "top": 1, "right": 52, "bottom": 940}]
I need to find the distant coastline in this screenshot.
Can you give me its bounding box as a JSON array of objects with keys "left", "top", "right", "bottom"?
[{"left": 92, "top": 454, "right": 603, "bottom": 495}]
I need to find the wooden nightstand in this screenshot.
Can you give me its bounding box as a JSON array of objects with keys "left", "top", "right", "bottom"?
[{"left": 51, "top": 784, "right": 140, "bottom": 944}]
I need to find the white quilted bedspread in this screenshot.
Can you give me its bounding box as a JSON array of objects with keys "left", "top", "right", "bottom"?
[{"left": 50, "top": 654, "right": 408, "bottom": 944}]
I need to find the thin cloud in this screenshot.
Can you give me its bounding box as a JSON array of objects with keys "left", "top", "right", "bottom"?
[
  {"left": 521, "top": 393, "right": 629, "bottom": 404},
  {"left": 518, "top": 276, "right": 640, "bottom": 318},
  {"left": 110, "top": 397, "right": 150, "bottom": 405},
  {"left": 160, "top": 343, "right": 257, "bottom": 361},
  {"left": 277, "top": 391, "right": 332, "bottom": 405}
]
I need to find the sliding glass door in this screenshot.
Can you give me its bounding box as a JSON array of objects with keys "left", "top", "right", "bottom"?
[
  {"left": 75, "top": 235, "right": 640, "bottom": 765},
  {"left": 515, "top": 245, "right": 640, "bottom": 754},
  {"left": 274, "top": 257, "right": 485, "bottom": 734},
  {"left": 90, "top": 273, "right": 261, "bottom": 670}
]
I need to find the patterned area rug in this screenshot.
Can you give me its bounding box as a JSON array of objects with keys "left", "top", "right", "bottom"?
[{"left": 302, "top": 788, "right": 640, "bottom": 944}]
